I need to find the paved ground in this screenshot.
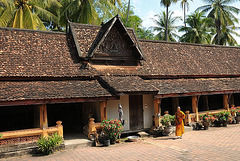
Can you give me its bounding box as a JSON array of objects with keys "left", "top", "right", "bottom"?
[{"left": 3, "top": 124, "right": 240, "bottom": 161}]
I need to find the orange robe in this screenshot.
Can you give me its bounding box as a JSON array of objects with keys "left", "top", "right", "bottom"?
[{"left": 175, "top": 111, "right": 186, "bottom": 136}]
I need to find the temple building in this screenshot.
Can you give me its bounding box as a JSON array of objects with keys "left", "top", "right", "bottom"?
[{"left": 0, "top": 15, "right": 240, "bottom": 145}]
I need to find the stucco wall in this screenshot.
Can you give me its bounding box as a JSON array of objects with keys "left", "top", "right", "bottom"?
[
  {"left": 143, "top": 95, "right": 154, "bottom": 128},
  {"left": 107, "top": 95, "right": 130, "bottom": 131}
]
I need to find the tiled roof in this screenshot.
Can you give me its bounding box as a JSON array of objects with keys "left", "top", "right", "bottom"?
[
  {"left": 148, "top": 77, "right": 240, "bottom": 95},
  {"left": 0, "top": 27, "right": 96, "bottom": 77},
  {"left": 139, "top": 40, "right": 240, "bottom": 76},
  {"left": 100, "top": 76, "right": 158, "bottom": 93},
  {"left": 0, "top": 80, "right": 111, "bottom": 102}
]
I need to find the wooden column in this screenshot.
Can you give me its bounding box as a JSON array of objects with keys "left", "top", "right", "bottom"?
[
  {"left": 185, "top": 111, "right": 191, "bottom": 125},
  {"left": 192, "top": 96, "right": 199, "bottom": 122},
  {"left": 154, "top": 98, "right": 161, "bottom": 127},
  {"left": 39, "top": 104, "right": 48, "bottom": 130},
  {"left": 172, "top": 97, "right": 179, "bottom": 114},
  {"left": 223, "top": 94, "right": 230, "bottom": 111},
  {"left": 100, "top": 101, "right": 107, "bottom": 121}
]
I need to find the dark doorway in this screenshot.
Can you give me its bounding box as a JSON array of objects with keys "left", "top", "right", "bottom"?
[
  {"left": 47, "top": 103, "right": 83, "bottom": 134},
  {"left": 129, "top": 95, "right": 143, "bottom": 130},
  {"left": 0, "top": 105, "right": 36, "bottom": 132}
]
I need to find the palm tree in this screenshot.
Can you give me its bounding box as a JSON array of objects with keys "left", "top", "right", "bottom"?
[
  {"left": 196, "top": 0, "right": 240, "bottom": 45},
  {"left": 152, "top": 11, "right": 180, "bottom": 41},
  {"left": 160, "top": 0, "right": 178, "bottom": 41},
  {"left": 59, "top": 0, "right": 123, "bottom": 28},
  {"left": 212, "top": 25, "right": 240, "bottom": 46},
  {"left": 179, "top": 11, "right": 213, "bottom": 44},
  {"left": 180, "top": 0, "right": 192, "bottom": 27},
  {"left": 0, "top": 0, "right": 60, "bottom": 30}
]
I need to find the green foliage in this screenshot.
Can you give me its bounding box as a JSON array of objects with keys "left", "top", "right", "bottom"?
[
  {"left": 179, "top": 11, "right": 213, "bottom": 44},
  {"left": 0, "top": 0, "right": 60, "bottom": 30},
  {"left": 196, "top": 0, "right": 240, "bottom": 45},
  {"left": 152, "top": 11, "right": 180, "bottom": 41},
  {"left": 101, "top": 119, "right": 123, "bottom": 140},
  {"left": 37, "top": 133, "right": 63, "bottom": 155},
  {"left": 235, "top": 107, "right": 240, "bottom": 116},
  {"left": 161, "top": 114, "right": 175, "bottom": 127},
  {"left": 216, "top": 111, "right": 233, "bottom": 123},
  {"left": 200, "top": 113, "right": 215, "bottom": 123}
]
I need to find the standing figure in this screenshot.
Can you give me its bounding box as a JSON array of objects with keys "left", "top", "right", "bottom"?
[
  {"left": 175, "top": 107, "right": 185, "bottom": 139},
  {"left": 118, "top": 103, "right": 124, "bottom": 125}
]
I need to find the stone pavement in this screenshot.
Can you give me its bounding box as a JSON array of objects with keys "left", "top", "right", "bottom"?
[{"left": 3, "top": 124, "right": 240, "bottom": 161}]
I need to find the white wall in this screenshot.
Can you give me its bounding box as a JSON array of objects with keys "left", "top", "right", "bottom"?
[
  {"left": 107, "top": 95, "right": 130, "bottom": 131},
  {"left": 143, "top": 95, "right": 154, "bottom": 129}
]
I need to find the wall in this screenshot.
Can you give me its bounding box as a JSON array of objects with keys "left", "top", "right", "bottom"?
[
  {"left": 107, "top": 95, "right": 130, "bottom": 131},
  {"left": 143, "top": 95, "right": 154, "bottom": 129}
]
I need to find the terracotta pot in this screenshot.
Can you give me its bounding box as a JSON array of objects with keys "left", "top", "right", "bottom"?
[
  {"left": 110, "top": 138, "right": 116, "bottom": 145},
  {"left": 203, "top": 122, "right": 209, "bottom": 130},
  {"left": 103, "top": 139, "right": 110, "bottom": 146},
  {"left": 222, "top": 121, "right": 228, "bottom": 127},
  {"left": 236, "top": 116, "right": 240, "bottom": 124},
  {"left": 163, "top": 126, "right": 173, "bottom": 136}
]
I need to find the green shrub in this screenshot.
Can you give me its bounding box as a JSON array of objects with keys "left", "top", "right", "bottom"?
[
  {"left": 101, "top": 119, "right": 123, "bottom": 140},
  {"left": 37, "top": 133, "right": 63, "bottom": 155}
]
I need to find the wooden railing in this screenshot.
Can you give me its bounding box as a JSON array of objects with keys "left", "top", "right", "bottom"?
[
  {"left": 88, "top": 118, "right": 102, "bottom": 139},
  {"left": 185, "top": 109, "right": 227, "bottom": 125},
  {"left": 0, "top": 121, "right": 63, "bottom": 141}
]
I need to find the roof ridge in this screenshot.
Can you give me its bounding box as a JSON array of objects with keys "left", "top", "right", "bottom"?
[
  {"left": 139, "top": 39, "right": 240, "bottom": 49},
  {"left": 0, "top": 27, "right": 66, "bottom": 35}
]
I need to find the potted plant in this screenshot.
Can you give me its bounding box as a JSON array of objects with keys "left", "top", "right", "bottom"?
[
  {"left": 236, "top": 107, "right": 240, "bottom": 124},
  {"left": 216, "top": 111, "right": 233, "bottom": 127},
  {"left": 169, "top": 115, "right": 175, "bottom": 126},
  {"left": 101, "top": 119, "right": 123, "bottom": 145},
  {"left": 230, "top": 106, "right": 237, "bottom": 117},
  {"left": 200, "top": 113, "right": 215, "bottom": 130},
  {"left": 161, "top": 115, "right": 173, "bottom": 136}
]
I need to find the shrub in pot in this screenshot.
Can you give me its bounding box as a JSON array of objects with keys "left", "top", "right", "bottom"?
[
  {"left": 236, "top": 107, "right": 240, "bottom": 124},
  {"left": 37, "top": 133, "right": 63, "bottom": 155},
  {"left": 215, "top": 111, "right": 233, "bottom": 127},
  {"left": 101, "top": 119, "right": 123, "bottom": 144},
  {"left": 161, "top": 115, "right": 173, "bottom": 136},
  {"left": 200, "top": 113, "right": 215, "bottom": 130}
]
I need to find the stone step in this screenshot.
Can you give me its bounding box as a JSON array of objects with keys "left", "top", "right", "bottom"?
[
  {"left": 0, "top": 140, "right": 65, "bottom": 159},
  {"left": 0, "top": 146, "right": 37, "bottom": 159},
  {"left": 0, "top": 142, "right": 37, "bottom": 153}
]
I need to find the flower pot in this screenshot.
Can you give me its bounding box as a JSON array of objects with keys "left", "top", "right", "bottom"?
[
  {"left": 103, "top": 139, "right": 110, "bottom": 147},
  {"left": 203, "top": 122, "right": 209, "bottom": 130},
  {"left": 236, "top": 116, "right": 240, "bottom": 124},
  {"left": 163, "top": 126, "right": 173, "bottom": 136},
  {"left": 222, "top": 121, "right": 228, "bottom": 127},
  {"left": 110, "top": 138, "right": 116, "bottom": 145}
]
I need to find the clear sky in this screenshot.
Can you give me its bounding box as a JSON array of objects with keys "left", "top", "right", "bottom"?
[{"left": 131, "top": 0, "right": 240, "bottom": 44}]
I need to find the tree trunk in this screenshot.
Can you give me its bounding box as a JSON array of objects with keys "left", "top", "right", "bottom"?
[
  {"left": 184, "top": 3, "right": 186, "bottom": 27},
  {"left": 126, "top": 0, "right": 131, "bottom": 26},
  {"left": 165, "top": 6, "right": 169, "bottom": 41},
  {"left": 216, "top": 20, "right": 221, "bottom": 45}
]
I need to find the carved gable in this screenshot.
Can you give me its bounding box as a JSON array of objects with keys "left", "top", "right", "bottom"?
[
  {"left": 95, "top": 26, "right": 135, "bottom": 59},
  {"left": 87, "top": 15, "right": 144, "bottom": 66}
]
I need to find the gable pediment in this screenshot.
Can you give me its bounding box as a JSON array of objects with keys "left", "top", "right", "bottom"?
[{"left": 87, "top": 15, "right": 144, "bottom": 65}]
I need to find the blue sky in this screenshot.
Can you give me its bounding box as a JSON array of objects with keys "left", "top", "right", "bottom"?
[{"left": 130, "top": 0, "right": 240, "bottom": 44}]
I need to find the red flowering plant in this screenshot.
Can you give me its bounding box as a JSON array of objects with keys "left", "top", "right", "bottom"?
[
  {"left": 200, "top": 113, "right": 215, "bottom": 123},
  {"left": 216, "top": 111, "right": 233, "bottom": 123},
  {"left": 236, "top": 107, "right": 240, "bottom": 116},
  {"left": 101, "top": 119, "right": 123, "bottom": 140}
]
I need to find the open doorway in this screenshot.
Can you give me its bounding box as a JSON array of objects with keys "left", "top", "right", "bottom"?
[{"left": 47, "top": 101, "right": 100, "bottom": 140}]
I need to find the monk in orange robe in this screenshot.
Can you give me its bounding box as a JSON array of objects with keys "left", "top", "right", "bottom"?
[{"left": 175, "top": 107, "right": 185, "bottom": 139}]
